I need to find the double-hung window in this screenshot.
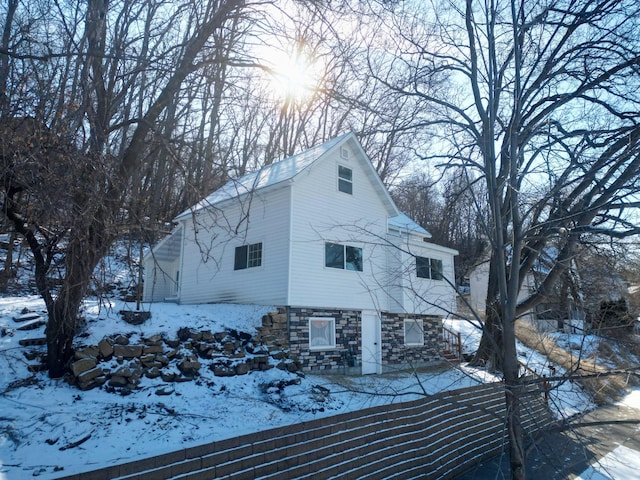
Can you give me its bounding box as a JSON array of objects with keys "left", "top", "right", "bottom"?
[
  {"left": 416, "top": 256, "right": 443, "bottom": 280},
  {"left": 325, "top": 242, "right": 363, "bottom": 271},
  {"left": 338, "top": 165, "right": 353, "bottom": 194},
  {"left": 404, "top": 319, "right": 424, "bottom": 346},
  {"left": 234, "top": 242, "right": 262, "bottom": 270}
]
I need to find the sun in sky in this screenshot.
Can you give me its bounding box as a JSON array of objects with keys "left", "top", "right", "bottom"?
[{"left": 261, "top": 43, "right": 323, "bottom": 103}]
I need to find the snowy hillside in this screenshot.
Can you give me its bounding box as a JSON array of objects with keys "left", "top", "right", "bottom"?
[{"left": 0, "top": 292, "right": 596, "bottom": 479}]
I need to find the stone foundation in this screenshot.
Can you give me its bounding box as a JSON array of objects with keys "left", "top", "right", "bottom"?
[
  {"left": 380, "top": 312, "right": 442, "bottom": 371},
  {"left": 256, "top": 307, "right": 444, "bottom": 374},
  {"left": 288, "top": 308, "right": 360, "bottom": 373}
]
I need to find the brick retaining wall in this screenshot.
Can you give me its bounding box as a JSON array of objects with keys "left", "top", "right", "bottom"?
[{"left": 57, "top": 381, "right": 554, "bottom": 480}]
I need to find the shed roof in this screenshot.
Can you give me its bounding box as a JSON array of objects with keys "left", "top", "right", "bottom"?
[{"left": 388, "top": 212, "right": 432, "bottom": 238}]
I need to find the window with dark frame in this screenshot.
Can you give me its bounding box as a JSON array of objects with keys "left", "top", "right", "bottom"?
[
  {"left": 325, "top": 242, "right": 363, "bottom": 271},
  {"left": 338, "top": 165, "right": 353, "bottom": 194},
  {"left": 234, "top": 242, "right": 262, "bottom": 270},
  {"left": 416, "top": 256, "right": 443, "bottom": 280}
]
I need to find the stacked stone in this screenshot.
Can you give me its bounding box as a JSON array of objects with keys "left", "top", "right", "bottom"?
[
  {"left": 255, "top": 309, "right": 289, "bottom": 350},
  {"left": 68, "top": 326, "right": 301, "bottom": 392}
]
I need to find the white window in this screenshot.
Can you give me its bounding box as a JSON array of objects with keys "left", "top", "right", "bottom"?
[
  {"left": 416, "top": 256, "right": 443, "bottom": 280},
  {"left": 338, "top": 165, "right": 353, "bottom": 194},
  {"left": 325, "top": 242, "right": 363, "bottom": 271},
  {"left": 309, "top": 317, "right": 336, "bottom": 350},
  {"left": 234, "top": 242, "right": 262, "bottom": 270},
  {"left": 404, "top": 319, "right": 424, "bottom": 346}
]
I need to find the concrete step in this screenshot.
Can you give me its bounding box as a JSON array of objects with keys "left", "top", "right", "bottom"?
[{"left": 19, "top": 337, "right": 47, "bottom": 346}]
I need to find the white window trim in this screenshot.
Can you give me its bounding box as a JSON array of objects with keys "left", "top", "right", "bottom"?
[
  {"left": 338, "top": 164, "right": 353, "bottom": 195},
  {"left": 234, "top": 241, "right": 264, "bottom": 271},
  {"left": 416, "top": 255, "right": 443, "bottom": 280},
  {"left": 404, "top": 318, "right": 424, "bottom": 346},
  {"left": 324, "top": 242, "right": 363, "bottom": 272},
  {"left": 309, "top": 317, "right": 336, "bottom": 350}
]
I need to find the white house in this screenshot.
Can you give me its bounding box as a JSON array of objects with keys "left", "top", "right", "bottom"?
[
  {"left": 467, "top": 257, "right": 536, "bottom": 321},
  {"left": 143, "top": 133, "right": 458, "bottom": 373},
  {"left": 466, "top": 251, "right": 590, "bottom": 333}
]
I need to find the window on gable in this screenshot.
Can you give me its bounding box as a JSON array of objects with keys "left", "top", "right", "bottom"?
[
  {"left": 309, "top": 317, "right": 336, "bottom": 349},
  {"left": 404, "top": 319, "right": 424, "bottom": 346},
  {"left": 325, "top": 242, "right": 363, "bottom": 271},
  {"left": 416, "top": 256, "right": 443, "bottom": 280},
  {"left": 234, "top": 242, "right": 262, "bottom": 270},
  {"left": 338, "top": 165, "right": 353, "bottom": 194}
]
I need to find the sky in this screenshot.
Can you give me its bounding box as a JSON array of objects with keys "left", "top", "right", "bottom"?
[{"left": 0, "top": 296, "right": 636, "bottom": 479}]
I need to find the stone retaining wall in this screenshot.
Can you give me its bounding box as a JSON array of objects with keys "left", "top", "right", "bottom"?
[{"left": 69, "top": 312, "right": 301, "bottom": 391}]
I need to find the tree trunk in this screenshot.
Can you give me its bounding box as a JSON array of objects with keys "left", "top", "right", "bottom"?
[
  {"left": 469, "top": 253, "right": 505, "bottom": 370},
  {"left": 469, "top": 300, "right": 503, "bottom": 370},
  {"left": 45, "top": 218, "right": 109, "bottom": 377},
  {"left": 504, "top": 370, "right": 526, "bottom": 479},
  {"left": 46, "top": 297, "right": 81, "bottom": 378},
  {"left": 0, "top": 230, "right": 15, "bottom": 291}
]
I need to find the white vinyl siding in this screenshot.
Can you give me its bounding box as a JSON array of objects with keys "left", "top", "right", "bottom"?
[
  {"left": 177, "top": 186, "right": 291, "bottom": 305},
  {"left": 142, "top": 227, "right": 183, "bottom": 302},
  {"left": 288, "top": 150, "right": 392, "bottom": 310},
  {"left": 386, "top": 232, "right": 457, "bottom": 316},
  {"left": 143, "top": 257, "right": 180, "bottom": 302}
]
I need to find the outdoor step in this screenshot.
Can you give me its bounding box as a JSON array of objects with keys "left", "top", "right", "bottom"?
[
  {"left": 16, "top": 319, "right": 46, "bottom": 331},
  {"left": 19, "top": 337, "right": 47, "bottom": 346},
  {"left": 13, "top": 312, "right": 42, "bottom": 322}
]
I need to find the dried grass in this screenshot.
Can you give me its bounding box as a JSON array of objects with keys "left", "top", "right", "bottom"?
[{"left": 514, "top": 320, "right": 630, "bottom": 405}]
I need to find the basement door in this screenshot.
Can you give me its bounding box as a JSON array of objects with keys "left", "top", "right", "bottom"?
[{"left": 361, "top": 311, "right": 381, "bottom": 374}]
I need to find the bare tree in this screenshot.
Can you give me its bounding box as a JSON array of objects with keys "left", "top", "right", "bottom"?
[
  {"left": 0, "top": 0, "right": 254, "bottom": 378},
  {"left": 365, "top": 0, "right": 640, "bottom": 477}
]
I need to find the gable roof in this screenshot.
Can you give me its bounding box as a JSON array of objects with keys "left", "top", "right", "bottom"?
[{"left": 175, "top": 132, "right": 398, "bottom": 220}]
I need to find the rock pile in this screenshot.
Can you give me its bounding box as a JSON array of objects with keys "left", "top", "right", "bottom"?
[{"left": 69, "top": 327, "right": 301, "bottom": 391}]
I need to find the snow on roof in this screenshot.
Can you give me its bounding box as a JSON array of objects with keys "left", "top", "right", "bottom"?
[
  {"left": 388, "top": 212, "right": 431, "bottom": 238},
  {"left": 175, "top": 133, "right": 353, "bottom": 220}
]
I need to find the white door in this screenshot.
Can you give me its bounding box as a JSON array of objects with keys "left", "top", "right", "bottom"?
[{"left": 361, "top": 311, "right": 381, "bottom": 374}]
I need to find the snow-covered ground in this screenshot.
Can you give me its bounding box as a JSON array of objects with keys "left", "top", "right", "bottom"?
[{"left": 1, "top": 298, "right": 596, "bottom": 479}]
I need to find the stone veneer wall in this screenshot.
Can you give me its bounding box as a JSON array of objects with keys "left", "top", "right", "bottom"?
[
  {"left": 288, "top": 307, "right": 360, "bottom": 372},
  {"left": 380, "top": 312, "right": 442, "bottom": 370},
  {"left": 258, "top": 307, "right": 444, "bottom": 374}
]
